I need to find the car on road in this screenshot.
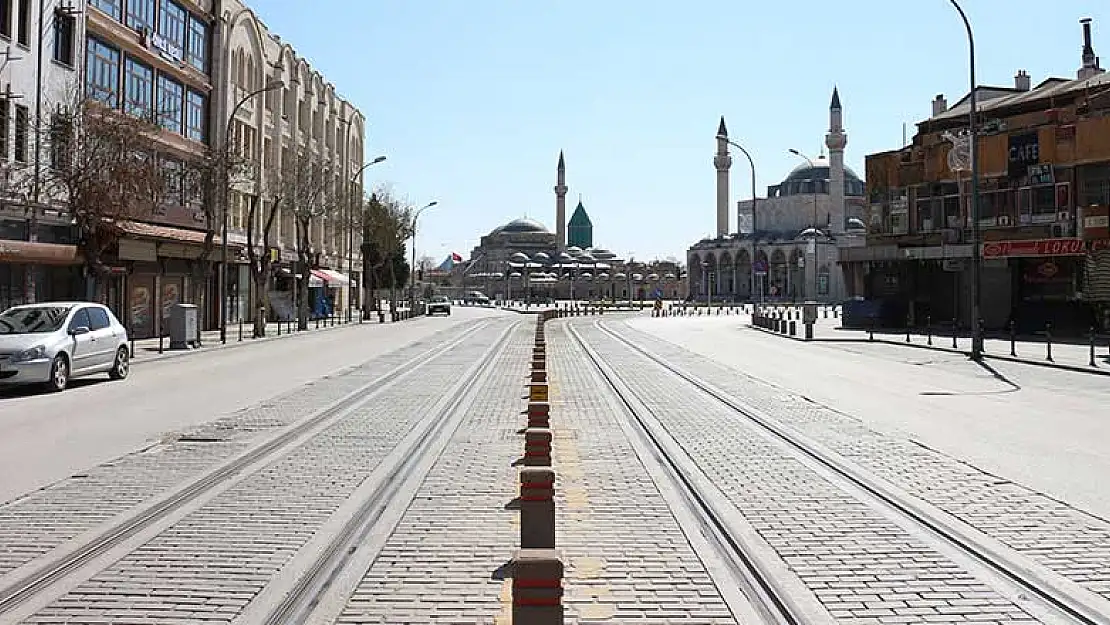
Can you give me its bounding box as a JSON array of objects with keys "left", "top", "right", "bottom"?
[
  {"left": 464, "top": 291, "right": 491, "bottom": 306},
  {"left": 0, "top": 302, "right": 131, "bottom": 392},
  {"left": 427, "top": 296, "right": 452, "bottom": 316}
]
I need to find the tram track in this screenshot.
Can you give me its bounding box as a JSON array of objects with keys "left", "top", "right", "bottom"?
[
  {"left": 567, "top": 319, "right": 1110, "bottom": 625},
  {"left": 0, "top": 320, "right": 497, "bottom": 619}
]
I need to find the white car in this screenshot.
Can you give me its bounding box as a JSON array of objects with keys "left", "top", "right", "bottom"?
[{"left": 0, "top": 302, "right": 131, "bottom": 392}]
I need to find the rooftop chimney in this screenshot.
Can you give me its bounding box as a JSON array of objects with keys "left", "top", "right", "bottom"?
[
  {"left": 1014, "top": 70, "right": 1031, "bottom": 91},
  {"left": 932, "top": 94, "right": 948, "bottom": 116},
  {"left": 1079, "top": 18, "right": 1104, "bottom": 80}
]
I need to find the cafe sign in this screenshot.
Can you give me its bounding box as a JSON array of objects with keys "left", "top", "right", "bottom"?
[
  {"left": 982, "top": 238, "right": 1085, "bottom": 258},
  {"left": 1008, "top": 132, "right": 1040, "bottom": 177}
]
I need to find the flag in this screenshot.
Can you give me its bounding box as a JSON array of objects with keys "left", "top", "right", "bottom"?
[{"left": 451, "top": 252, "right": 463, "bottom": 262}]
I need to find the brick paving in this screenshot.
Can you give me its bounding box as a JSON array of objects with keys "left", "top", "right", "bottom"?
[
  {"left": 333, "top": 323, "right": 530, "bottom": 624},
  {"left": 576, "top": 322, "right": 1042, "bottom": 625},
  {"left": 546, "top": 323, "right": 737, "bottom": 624},
  {"left": 612, "top": 320, "right": 1110, "bottom": 602},
  {"left": 18, "top": 322, "right": 508, "bottom": 624},
  {"left": 0, "top": 325, "right": 469, "bottom": 581}
]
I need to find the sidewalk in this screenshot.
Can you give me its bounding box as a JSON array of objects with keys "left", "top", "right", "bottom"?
[
  {"left": 128, "top": 310, "right": 418, "bottom": 364},
  {"left": 747, "top": 311, "right": 1110, "bottom": 375}
]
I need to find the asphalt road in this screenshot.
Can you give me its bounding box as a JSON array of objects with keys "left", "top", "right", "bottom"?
[{"left": 0, "top": 305, "right": 508, "bottom": 505}]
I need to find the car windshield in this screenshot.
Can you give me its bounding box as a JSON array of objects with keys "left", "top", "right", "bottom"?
[
  {"left": 432, "top": 297, "right": 448, "bottom": 303},
  {"left": 0, "top": 306, "right": 73, "bottom": 334}
]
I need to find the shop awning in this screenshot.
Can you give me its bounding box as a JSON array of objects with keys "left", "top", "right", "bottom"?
[
  {"left": 310, "top": 268, "right": 351, "bottom": 286},
  {"left": 0, "top": 240, "right": 80, "bottom": 266}
]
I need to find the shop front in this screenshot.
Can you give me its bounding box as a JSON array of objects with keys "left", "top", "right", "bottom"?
[
  {"left": 0, "top": 239, "right": 84, "bottom": 311},
  {"left": 982, "top": 238, "right": 1092, "bottom": 335}
]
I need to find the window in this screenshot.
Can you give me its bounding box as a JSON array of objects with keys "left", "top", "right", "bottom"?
[
  {"left": 156, "top": 74, "right": 182, "bottom": 133},
  {"left": 86, "top": 306, "right": 111, "bottom": 331},
  {"left": 0, "top": 100, "right": 8, "bottom": 160},
  {"left": 85, "top": 36, "right": 120, "bottom": 107},
  {"left": 0, "top": 0, "right": 11, "bottom": 38},
  {"left": 90, "top": 0, "right": 121, "bottom": 20},
  {"left": 126, "top": 0, "right": 154, "bottom": 34},
  {"left": 160, "top": 157, "right": 182, "bottom": 205},
  {"left": 185, "top": 15, "right": 207, "bottom": 72},
  {"left": 53, "top": 11, "right": 76, "bottom": 66},
  {"left": 13, "top": 104, "right": 26, "bottom": 163},
  {"left": 185, "top": 88, "right": 205, "bottom": 142},
  {"left": 123, "top": 56, "right": 153, "bottom": 119},
  {"left": 158, "top": 0, "right": 185, "bottom": 53},
  {"left": 49, "top": 114, "right": 72, "bottom": 169},
  {"left": 16, "top": 0, "right": 28, "bottom": 46},
  {"left": 67, "top": 307, "right": 91, "bottom": 332}
]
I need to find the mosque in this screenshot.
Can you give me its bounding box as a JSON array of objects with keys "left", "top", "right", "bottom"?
[
  {"left": 687, "top": 88, "right": 869, "bottom": 303},
  {"left": 462, "top": 153, "right": 684, "bottom": 300}
]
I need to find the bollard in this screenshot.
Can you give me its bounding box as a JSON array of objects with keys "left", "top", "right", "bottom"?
[
  {"left": 519, "top": 467, "right": 555, "bottom": 549},
  {"left": 258, "top": 308, "right": 266, "bottom": 336},
  {"left": 926, "top": 316, "right": 933, "bottom": 346},
  {"left": 129, "top": 327, "right": 135, "bottom": 359},
  {"left": 1010, "top": 320, "right": 1016, "bottom": 356},
  {"left": 523, "top": 427, "right": 553, "bottom": 466},
  {"left": 159, "top": 333, "right": 164, "bottom": 354},
  {"left": 277, "top": 320, "right": 282, "bottom": 336},
  {"left": 315, "top": 316, "right": 320, "bottom": 330},
  {"left": 1046, "top": 322, "right": 1053, "bottom": 362},
  {"left": 823, "top": 307, "right": 828, "bottom": 319},
  {"left": 528, "top": 383, "right": 549, "bottom": 402},
  {"left": 906, "top": 317, "right": 911, "bottom": 343},
  {"left": 869, "top": 317, "right": 875, "bottom": 342},
  {"left": 1090, "top": 326, "right": 1097, "bottom": 367},
  {"left": 526, "top": 402, "right": 550, "bottom": 428},
  {"left": 952, "top": 317, "right": 958, "bottom": 349},
  {"left": 512, "top": 549, "right": 564, "bottom": 625},
  {"left": 238, "top": 318, "right": 243, "bottom": 342}
]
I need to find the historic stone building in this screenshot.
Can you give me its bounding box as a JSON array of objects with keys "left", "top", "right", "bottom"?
[
  {"left": 462, "top": 152, "right": 683, "bottom": 300},
  {"left": 688, "top": 89, "right": 867, "bottom": 303}
]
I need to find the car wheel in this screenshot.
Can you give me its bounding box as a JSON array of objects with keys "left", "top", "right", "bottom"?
[
  {"left": 109, "top": 346, "right": 130, "bottom": 380},
  {"left": 46, "top": 354, "right": 69, "bottom": 392}
]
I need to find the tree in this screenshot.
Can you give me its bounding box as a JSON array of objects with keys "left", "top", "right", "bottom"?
[
  {"left": 244, "top": 194, "right": 279, "bottom": 337},
  {"left": 357, "top": 184, "right": 412, "bottom": 314},
  {"left": 36, "top": 99, "right": 165, "bottom": 299},
  {"left": 277, "top": 145, "right": 338, "bottom": 330}
]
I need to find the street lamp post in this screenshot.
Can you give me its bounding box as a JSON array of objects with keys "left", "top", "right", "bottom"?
[
  {"left": 347, "top": 156, "right": 387, "bottom": 321},
  {"left": 717, "top": 135, "right": 759, "bottom": 307},
  {"left": 220, "top": 79, "right": 284, "bottom": 344},
  {"left": 789, "top": 149, "right": 821, "bottom": 301},
  {"left": 409, "top": 201, "right": 439, "bottom": 310},
  {"left": 949, "top": 0, "right": 983, "bottom": 360}
]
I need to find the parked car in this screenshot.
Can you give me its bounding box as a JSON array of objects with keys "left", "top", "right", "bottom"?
[
  {"left": 427, "top": 296, "right": 452, "bottom": 316},
  {"left": 0, "top": 302, "right": 131, "bottom": 392},
  {"left": 464, "top": 291, "right": 491, "bottom": 306}
]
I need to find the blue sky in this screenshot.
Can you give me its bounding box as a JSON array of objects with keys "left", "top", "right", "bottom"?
[{"left": 252, "top": 0, "right": 1108, "bottom": 264}]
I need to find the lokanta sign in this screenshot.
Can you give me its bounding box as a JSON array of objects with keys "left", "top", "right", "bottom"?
[{"left": 981, "top": 238, "right": 1085, "bottom": 258}]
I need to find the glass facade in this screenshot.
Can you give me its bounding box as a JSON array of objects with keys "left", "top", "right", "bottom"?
[
  {"left": 123, "top": 56, "right": 153, "bottom": 120},
  {"left": 156, "top": 74, "right": 183, "bottom": 134},
  {"left": 85, "top": 37, "right": 120, "bottom": 107}
]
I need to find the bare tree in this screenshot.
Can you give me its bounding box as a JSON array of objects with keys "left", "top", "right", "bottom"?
[
  {"left": 244, "top": 194, "right": 279, "bottom": 337},
  {"left": 36, "top": 99, "right": 165, "bottom": 299},
  {"left": 276, "top": 145, "right": 338, "bottom": 330}
]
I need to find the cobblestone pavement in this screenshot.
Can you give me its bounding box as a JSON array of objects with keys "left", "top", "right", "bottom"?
[
  {"left": 14, "top": 321, "right": 510, "bottom": 624},
  {"left": 332, "top": 323, "right": 529, "bottom": 625},
  {"left": 0, "top": 324, "right": 472, "bottom": 580},
  {"left": 575, "top": 322, "right": 1044, "bottom": 625},
  {"left": 609, "top": 320, "right": 1110, "bottom": 603},
  {"left": 546, "top": 323, "right": 737, "bottom": 624}
]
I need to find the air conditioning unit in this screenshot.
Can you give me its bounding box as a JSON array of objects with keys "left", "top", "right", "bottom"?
[
  {"left": 1057, "top": 210, "right": 1071, "bottom": 223},
  {"left": 997, "top": 215, "right": 1013, "bottom": 227},
  {"left": 1051, "top": 222, "right": 1073, "bottom": 237}
]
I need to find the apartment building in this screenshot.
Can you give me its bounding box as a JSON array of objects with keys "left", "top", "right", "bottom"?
[
  {"left": 220, "top": 0, "right": 364, "bottom": 323},
  {"left": 0, "top": 0, "right": 86, "bottom": 311},
  {"left": 844, "top": 18, "right": 1110, "bottom": 335}
]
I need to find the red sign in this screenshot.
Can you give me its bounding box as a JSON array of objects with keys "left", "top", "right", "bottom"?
[{"left": 981, "top": 238, "right": 1086, "bottom": 258}]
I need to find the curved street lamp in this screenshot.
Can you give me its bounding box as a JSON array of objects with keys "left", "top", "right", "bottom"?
[
  {"left": 789, "top": 148, "right": 823, "bottom": 301},
  {"left": 949, "top": 0, "right": 983, "bottom": 360},
  {"left": 220, "top": 79, "right": 285, "bottom": 344},
  {"left": 716, "top": 134, "right": 760, "bottom": 305},
  {"left": 348, "top": 155, "right": 387, "bottom": 321},
  {"left": 409, "top": 201, "right": 439, "bottom": 308}
]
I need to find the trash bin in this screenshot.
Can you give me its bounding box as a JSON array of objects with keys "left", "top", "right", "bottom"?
[{"left": 169, "top": 303, "right": 198, "bottom": 350}]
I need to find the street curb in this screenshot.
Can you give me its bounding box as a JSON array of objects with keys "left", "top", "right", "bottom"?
[
  {"left": 132, "top": 317, "right": 406, "bottom": 366},
  {"left": 746, "top": 323, "right": 1110, "bottom": 376}
]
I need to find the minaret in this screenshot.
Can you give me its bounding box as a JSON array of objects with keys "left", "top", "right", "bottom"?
[
  {"left": 555, "top": 151, "right": 567, "bottom": 251},
  {"left": 826, "top": 88, "right": 847, "bottom": 234},
  {"left": 714, "top": 117, "right": 732, "bottom": 237}
]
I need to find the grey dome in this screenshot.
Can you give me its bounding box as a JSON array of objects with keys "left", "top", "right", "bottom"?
[
  {"left": 510, "top": 252, "right": 530, "bottom": 262},
  {"left": 494, "top": 218, "right": 549, "bottom": 235}
]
